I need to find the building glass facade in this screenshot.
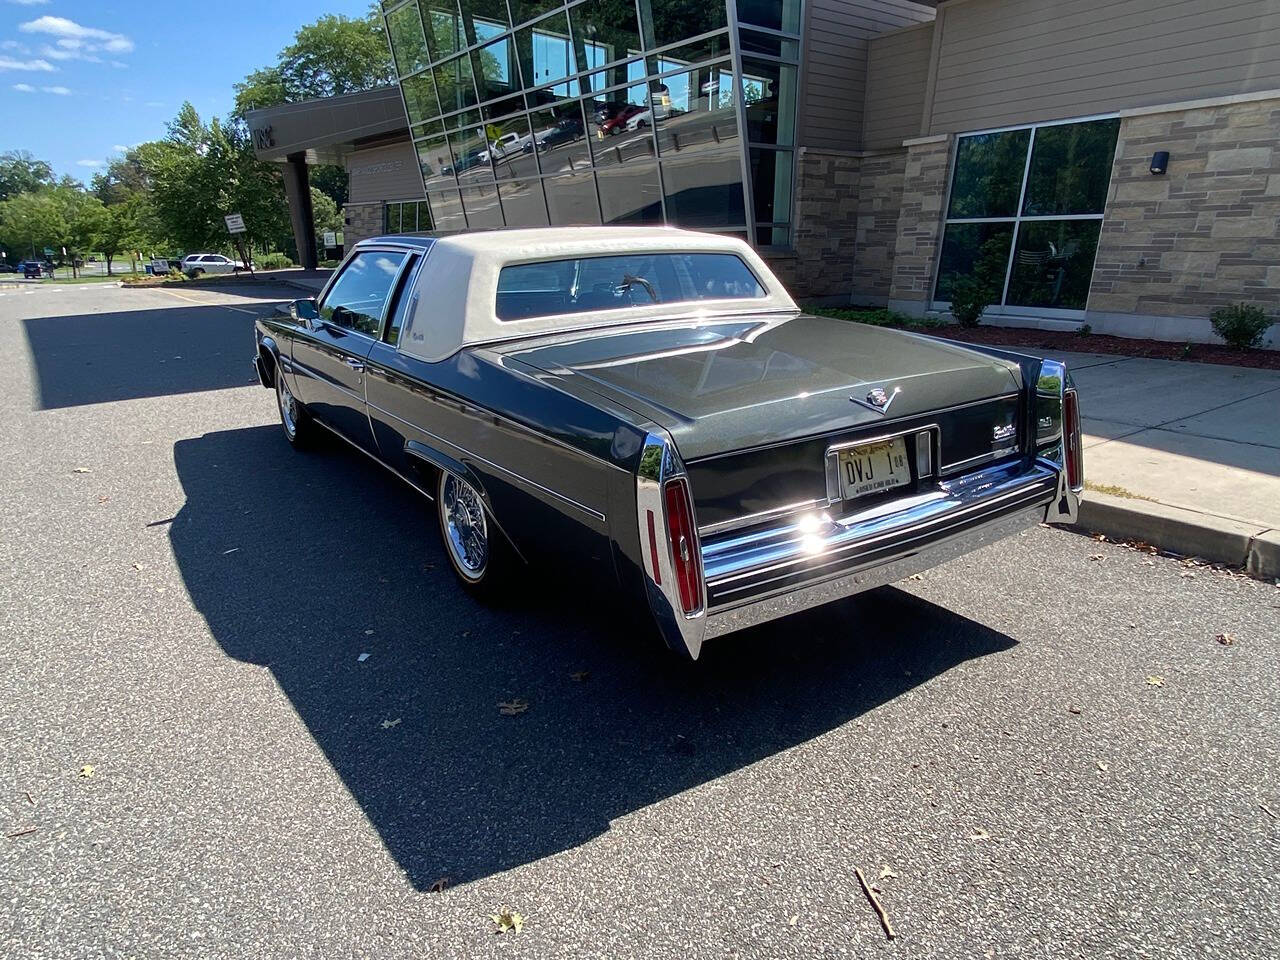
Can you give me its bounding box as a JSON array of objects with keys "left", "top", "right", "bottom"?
[{"left": 380, "top": 0, "right": 801, "bottom": 245}]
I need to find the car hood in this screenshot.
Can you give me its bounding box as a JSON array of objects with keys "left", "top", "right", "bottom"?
[{"left": 495, "top": 312, "right": 1023, "bottom": 461}]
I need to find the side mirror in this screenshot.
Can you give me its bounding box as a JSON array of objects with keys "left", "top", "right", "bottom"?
[{"left": 289, "top": 298, "right": 319, "bottom": 324}]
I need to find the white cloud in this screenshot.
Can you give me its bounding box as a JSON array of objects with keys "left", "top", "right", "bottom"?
[
  {"left": 76, "top": 159, "right": 103, "bottom": 168},
  {"left": 19, "top": 16, "right": 134, "bottom": 55},
  {"left": 0, "top": 55, "right": 54, "bottom": 71},
  {"left": 42, "top": 84, "right": 69, "bottom": 94},
  {"left": 11, "top": 82, "right": 36, "bottom": 92},
  {"left": 112, "top": 144, "right": 128, "bottom": 153},
  {"left": 0, "top": 40, "right": 31, "bottom": 52}
]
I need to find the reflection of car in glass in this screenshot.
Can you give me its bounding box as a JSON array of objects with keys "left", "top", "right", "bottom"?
[
  {"left": 529, "top": 117, "right": 584, "bottom": 152},
  {"left": 626, "top": 102, "right": 670, "bottom": 131},
  {"left": 479, "top": 131, "right": 524, "bottom": 163},
  {"left": 253, "top": 227, "right": 1084, "bottom": 661},
  {"left": 592, "top": 101, "right": 631, "bottom": 125},
  {"left": 600, "top": 105, "right": 645, "bottom": 136}
]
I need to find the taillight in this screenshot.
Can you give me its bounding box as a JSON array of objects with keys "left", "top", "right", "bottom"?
[
  {"left": 662, "top": 477, "right": 703, "bottom": 615},
  {"left": 1064, "top": 388, "right": 1082, "bottom": 490}
]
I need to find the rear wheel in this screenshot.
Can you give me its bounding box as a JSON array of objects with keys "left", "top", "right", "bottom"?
[
  {"left": 189, "top": 267, "right": 204, "bottom": 278},
  {"left": 436, "top": 470, "right": 512, "bottom": 594},
  {"left": 275, "top": 369, "right": 314, "bottom": 448}
]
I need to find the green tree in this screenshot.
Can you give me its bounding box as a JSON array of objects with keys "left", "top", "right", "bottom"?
[
  {"left": 0, "top": 190, "right": 65, "bottom": 259},
  {"left": 233, "top": 7, "right": 393, "bottom": 117},
  {"left": 144, "top": 104, "right": 292, "bottom": 261},
  {"left": 0, "top": 150, "right": 55, "bottom": 202}
]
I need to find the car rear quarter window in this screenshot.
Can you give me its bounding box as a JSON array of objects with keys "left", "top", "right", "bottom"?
[{"left": 495, "top": 252, "right": 767, "bottom": 321}]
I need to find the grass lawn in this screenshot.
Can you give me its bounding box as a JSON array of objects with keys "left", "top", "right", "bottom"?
[{"left": 43, "top": 274, "right": 128, "bottom": 284}]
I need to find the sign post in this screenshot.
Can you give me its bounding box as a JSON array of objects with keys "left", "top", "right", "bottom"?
[{"left": 224, "top": 213, "right": 251, "bottom": 273}]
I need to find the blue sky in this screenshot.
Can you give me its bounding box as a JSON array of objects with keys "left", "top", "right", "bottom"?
[{"left": 1, "top": 0, "right": 371, "bottom": 182}]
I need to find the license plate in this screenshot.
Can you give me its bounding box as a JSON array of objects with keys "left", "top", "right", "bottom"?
[{"left": 838, "top": 437, "right": 911, "bottom": 501}]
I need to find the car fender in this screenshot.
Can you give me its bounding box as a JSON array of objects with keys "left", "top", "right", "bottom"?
[{"left": 403, "top": 439, "right": 527, "bottom": 563}]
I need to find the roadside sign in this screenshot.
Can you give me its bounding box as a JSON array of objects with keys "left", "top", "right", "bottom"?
[
  {"left": 224, "top": 213, "right": 246, "bottom": 234},
  {"left": 323, "top": 231, "right": 337, "bottom": 248},
  {"left": 43, "top": 247, "right": 55, "bottom": 256}
]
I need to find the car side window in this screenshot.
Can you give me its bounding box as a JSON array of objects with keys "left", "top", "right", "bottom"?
[{"left": 319, "top": 250, "right": 408, "bottom": 337}]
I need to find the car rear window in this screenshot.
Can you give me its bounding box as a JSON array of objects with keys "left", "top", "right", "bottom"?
[{"left": 495, "top": 252, "right": 767, "bottom": 321}]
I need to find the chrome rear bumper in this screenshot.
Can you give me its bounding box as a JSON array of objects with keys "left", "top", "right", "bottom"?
[{"left": 648, "top": 457, "right": 1061, "bottom": 657}]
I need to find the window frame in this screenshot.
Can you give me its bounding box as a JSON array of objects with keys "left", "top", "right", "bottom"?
[
  {"left": 316, "top": 246, "right": 418, "bottom": 341},
  {"left": 933, "top": 112, "right": 1120, "bottom": 319}
]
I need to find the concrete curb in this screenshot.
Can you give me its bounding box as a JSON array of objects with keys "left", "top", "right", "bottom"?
[{"left": 1073, "top": 491, "right": 1279, "bottom": 579}]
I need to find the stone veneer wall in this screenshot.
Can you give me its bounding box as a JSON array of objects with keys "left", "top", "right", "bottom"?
[
  {"left": 776, "top": 150, "right": 863, "bottom": 300},
  {"left": 1088, "top": 96, "right": 1280, "bottom": 344},
  {"left": 343, "top": 201, "right": 384, "bottom": 248},
  {"left": 850, "top": 150, "right": 909, "bottom": 304},
  {"left": 887, "top": 136, "right": 952, "bottom": 314}
]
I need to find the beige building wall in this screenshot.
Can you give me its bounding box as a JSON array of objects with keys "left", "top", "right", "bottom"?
[
  {"left": 925, "top": 0, "right": 1280, "bottom": 135},
  {"left": 843, "top": 0, "right": 1280, "bottom": 345},
  {"left": 1088, "top": 96, "right": 1280, "bottom": 343}
]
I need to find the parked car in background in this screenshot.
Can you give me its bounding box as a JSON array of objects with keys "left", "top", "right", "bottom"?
[
  {"left": 626, "top": 102, "right": 670, "bottom": 131},
  {"left": 252, "top": 227, "right": 1083, "bottom": 660},
  {"left": 0, "top": 262, "right": 16, "bottom": 273},
  {"left": 16, "top": 260, "right": 44, "bottom": 278},
  {"left": 182, "top": 253, "right": 238, "bottom": 277}
]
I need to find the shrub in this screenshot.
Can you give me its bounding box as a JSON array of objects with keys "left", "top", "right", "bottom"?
[
  {"left": 319, "top": 258, "right": 341, "bottom": 268},
  {"left": 1078, "top": 323, "right": 1092, "bottom": 337},
  {"left": 949, "top": 276, "right": 991, "bottom": 328},
  {"left": 1209, "top": 302, "right": 1273, "bottom": 350},
  {"left": 258, "top": 252, "right": 294, "bottom": 271}
]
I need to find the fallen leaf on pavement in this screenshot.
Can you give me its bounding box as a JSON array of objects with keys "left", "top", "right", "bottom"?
[
  {"left": 1068, "top": 704, "right": 1082, "bottom": 715},
  {"left": 79, "top": 765, "right": 94, "bottom": 779},
  {"left": 498, "top": 698, "right": 528, "bottom": 716},
  {"left": 357, "top": 652, "right": 370, "bottom": 662},
  {"left": 490, "top": 907, "right": 524, "bottom": 934},
  {"left": 1215, "top": 633, "right": 1236, "bottom": 646},
  {"left": 788, "top": 914, "right": 798, "bottom": 926},
  {"left": 570, "top": 671, "right": 589, "bottom": 682},
  {"left": 1088, "top": 554, "right": 1104, "bottom": 561},
  {"left": 1146, "top": 675, "right": 1164, "bottom": 687},
  {"left": 132, "top": 562, "right": 143, "bottom": 571},
  {"left": 969, "top": 828, "right": 991, "bottom": 840},
  {"left": 430, "top": 876, "right": 451, "bottom": 893},
  {"left": 380, "top": 718, "right": 401, "bottom": 730},
  {"left": 1096, "top": 760, "right": 1108, "bottom": 772},
  {"left": 364, "top": 629, "right": 374, "bottom": 635},
  {"left": 878, "top": 866, "right": 898, "bottom": 880},
  {"left": 72, "top": 467, "right": 90, "bottom": 474}
]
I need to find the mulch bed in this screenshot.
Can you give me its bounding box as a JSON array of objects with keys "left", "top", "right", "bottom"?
[{"left": 925, "top": 325, "right": 1280, "bottom": 370}]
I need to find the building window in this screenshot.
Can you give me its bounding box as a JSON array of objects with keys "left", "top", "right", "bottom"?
[
  {"left": 382, "top": 0, "right": 800, "bottom": 244},
  {"left": 935, "top": 117, "right": 1120, "bottom": 313},
  {"left": 383, "top": 199, "right": 435, "bottom": 233}
]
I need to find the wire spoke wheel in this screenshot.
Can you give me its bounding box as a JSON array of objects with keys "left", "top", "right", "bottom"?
[
  {"left": 277, "top": 373, "right": 298, "bottom": 439},
  {"left": 441, "top": 473, "right": 488, "bottom": 580}
]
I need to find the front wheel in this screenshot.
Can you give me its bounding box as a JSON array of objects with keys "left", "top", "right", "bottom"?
[
  {"left": 276, "top": 368, "right": 314, "bottom": 448},
  {"left": 436, "top": 470, "right": 512, "bottom": 595}
]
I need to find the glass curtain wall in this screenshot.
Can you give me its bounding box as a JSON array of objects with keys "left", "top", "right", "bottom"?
[
  {"left": 382, "top": 0, "right": 801, "bottom": 244},
  {"left": 934, "top": 116, "right": 1120, "bottom": 314}
]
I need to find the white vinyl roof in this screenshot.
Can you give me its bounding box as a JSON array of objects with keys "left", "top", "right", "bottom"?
[{"left": 396, "top": 226, "right": 798, "bottom": 362}]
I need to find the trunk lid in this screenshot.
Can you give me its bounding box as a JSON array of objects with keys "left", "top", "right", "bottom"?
[{"left": 498, "top": 313, "right": 1021, "bottom": 460}]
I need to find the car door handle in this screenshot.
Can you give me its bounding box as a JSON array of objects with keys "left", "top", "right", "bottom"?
[{"left": 344, "top": 358, "right": 365, "bottom": 372}]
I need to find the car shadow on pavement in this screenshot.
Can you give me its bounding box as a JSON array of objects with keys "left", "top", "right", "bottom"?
[
  {"left": 170, "top": 425, "right": 1017, "bottom": 889},
  {"left": 22, "top": 304, "right": 266, "bottom": 410}
]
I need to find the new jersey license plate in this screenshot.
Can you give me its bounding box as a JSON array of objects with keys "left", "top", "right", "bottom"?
[{"left": 838, "top": 437, "right": 911, "bottom": 501}]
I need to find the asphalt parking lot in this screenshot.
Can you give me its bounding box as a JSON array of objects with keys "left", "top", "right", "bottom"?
[{"left": 2, "top": 282, "right": 1278, "bottom": 959}]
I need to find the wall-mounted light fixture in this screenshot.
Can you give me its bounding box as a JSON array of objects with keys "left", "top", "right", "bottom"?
[{"left": 1150, "top": 151, "right": 1170, "bottom": 175}]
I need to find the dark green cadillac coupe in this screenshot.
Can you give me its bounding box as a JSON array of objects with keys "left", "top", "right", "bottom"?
[{"left": 253, "top": 227, "right": 1082, "bottom": 659}]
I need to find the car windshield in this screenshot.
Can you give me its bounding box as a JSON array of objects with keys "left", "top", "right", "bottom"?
[{"left": 495, "top": 253, "right": 766, "bottom": 321}]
